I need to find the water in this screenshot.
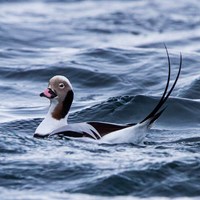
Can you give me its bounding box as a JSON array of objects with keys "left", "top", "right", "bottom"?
[{"left": 0, "top": 0, "right": 200, "bottom": 199}]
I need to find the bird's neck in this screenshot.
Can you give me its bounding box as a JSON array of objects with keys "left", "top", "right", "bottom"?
[
  {"left": 35, "top": 90, "right": 74, "bottom": 135},
  {"left": 35, "top": 100, "right": 69, "bottom": 135}
]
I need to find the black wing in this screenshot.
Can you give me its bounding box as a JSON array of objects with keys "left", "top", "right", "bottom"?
[{"left": 87, "top": 121, "right": 135, "bottom": 137}]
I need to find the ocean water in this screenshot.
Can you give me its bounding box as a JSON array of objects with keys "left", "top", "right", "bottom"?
[{"left": 0, "top": 0, "right": 200, "bottom": 199}]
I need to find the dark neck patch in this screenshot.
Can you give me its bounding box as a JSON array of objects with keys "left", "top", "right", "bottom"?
[
  {"left": 52, "top": 90, "right": 74, "bottom": 120},
  {"left": 62, "top": 90, "right": 74, "bottom": 118}
]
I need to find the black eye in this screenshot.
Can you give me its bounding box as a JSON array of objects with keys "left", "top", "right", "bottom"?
[{"left": 59, "top": 83, "right": 65, "bottom": 89}]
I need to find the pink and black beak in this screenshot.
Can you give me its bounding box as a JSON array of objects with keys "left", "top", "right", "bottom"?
[{"left": 40, "top": 88, "right": 57, "bottom": 99}]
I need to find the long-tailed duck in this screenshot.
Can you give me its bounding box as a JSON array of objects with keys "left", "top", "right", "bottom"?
[{"left": 34, "top": 49, "right": 182, "bottom": 144}]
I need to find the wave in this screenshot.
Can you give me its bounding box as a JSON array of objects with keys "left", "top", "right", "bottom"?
[
  {"left": 69, "top": 95, "right": 200, "bottom": 128},
  {"left": 71, "top": 160, "right": 200, "bottom": 197},
  {"left": 1, "top": 94, "right": 199, "bottom": 132},
  {"left": 180, "top": 77, "right": 200, "bottom": 100}
]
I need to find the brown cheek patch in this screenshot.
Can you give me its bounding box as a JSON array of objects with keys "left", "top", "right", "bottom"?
[{"left": 50, "top": 78, "right": 70, "bottom": 91}]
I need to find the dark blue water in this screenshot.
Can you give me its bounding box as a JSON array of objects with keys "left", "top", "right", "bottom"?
[{"left": 0, "top": 0, "right": 200, "bottom": 199}]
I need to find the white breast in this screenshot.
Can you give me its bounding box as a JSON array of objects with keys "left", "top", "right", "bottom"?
[{"left": 35, "top": 116, "right": 67, "bottom": 136}]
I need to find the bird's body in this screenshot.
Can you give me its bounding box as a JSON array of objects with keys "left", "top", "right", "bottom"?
[{"left": 34, "top": 49, "right": 182, "bottom": 144}]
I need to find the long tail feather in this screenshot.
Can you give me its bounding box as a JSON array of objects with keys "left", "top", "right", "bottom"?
[
  {"left": 140, "top": 47, "right": 182, "bottom": 124},
  {"left": 148, "top": 106, "right": 167, "bottom": 126}
]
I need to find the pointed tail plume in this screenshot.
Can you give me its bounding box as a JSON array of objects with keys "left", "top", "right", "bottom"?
[{"left": 140, "top": 46, "right": 182, "bottom": 126}]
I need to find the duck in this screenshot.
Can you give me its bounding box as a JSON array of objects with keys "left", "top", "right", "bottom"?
[{"left": 34, "top": 49, "right": 182, "bottom": 144}]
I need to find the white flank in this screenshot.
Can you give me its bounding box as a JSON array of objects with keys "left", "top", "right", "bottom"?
[{"left": 100, "top": 121, "right": 150, "bottom": 144}]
